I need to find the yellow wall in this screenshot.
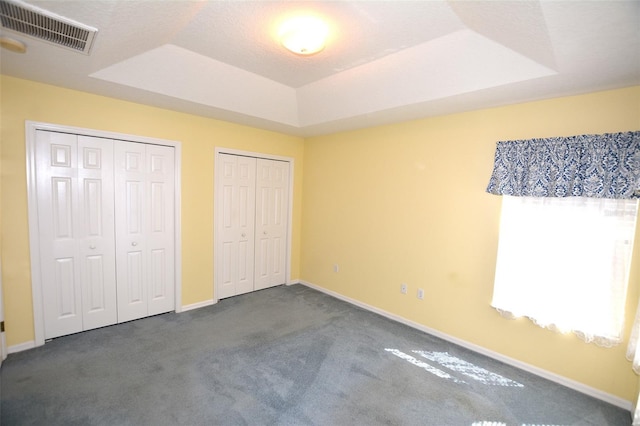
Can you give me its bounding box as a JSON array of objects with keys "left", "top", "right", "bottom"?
[
  {"left": 301, "top": 86, "right": 640, "bottom": 401},
  {"left": 0, "top": 75, "right": 304, "bottom": 346}
]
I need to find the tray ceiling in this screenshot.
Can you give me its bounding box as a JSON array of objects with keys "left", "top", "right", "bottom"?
[{"left": 1, "top": 0, "right": 639, "bottom": 137}]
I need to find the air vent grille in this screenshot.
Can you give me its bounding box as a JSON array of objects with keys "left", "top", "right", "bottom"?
[{"left": 0, "top": 0, "right": 97, "bottom": 54}]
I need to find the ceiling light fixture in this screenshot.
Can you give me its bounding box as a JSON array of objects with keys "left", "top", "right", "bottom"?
[
  {"left": 278, "top": 16, "right": 328, "bottom": 56},
  {"left": 0, "top": 36, "right": 27, "bottom": 53}
]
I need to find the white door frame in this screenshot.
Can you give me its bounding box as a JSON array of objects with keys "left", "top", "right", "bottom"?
[
  {"left": 213, "top": 147, "right": 294, "bottom": 302},
  {"left": 26, "top": 121, "right": 183, "bottom": 347}
]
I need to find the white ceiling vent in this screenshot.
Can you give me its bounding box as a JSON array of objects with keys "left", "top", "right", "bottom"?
[{"left": 0, "top": 0, "right": 97, "bottom": 54}]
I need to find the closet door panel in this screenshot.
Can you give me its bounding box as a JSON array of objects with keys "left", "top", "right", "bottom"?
[
  {"left": 115, "top": 142, "right": 148, "bottom": 322},
  {"left": 36, "top": 132, "right": 82, "bottom": 339},
  {"left": 77, "top": 136, "right": 117, "bottom": 331},
  {"left": 216, "top": 154, "right": 256, "bottom": 299},
  {"left": 269, "top": 162, "right": 288, "bottom": 286},
  {"left": 254, "top": 162, "right": 270, "bottom": 290},
  {"left": 235, "top": 161, "right": 255, "bottom": 295},
  {"left": 146, "top": 144, "right": 175, "bottom": 315},
  {"left": 254, "top": 159, "right": 289, "bottom": 290}
]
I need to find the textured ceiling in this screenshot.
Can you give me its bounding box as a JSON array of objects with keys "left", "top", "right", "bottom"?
[{"left": 1, "top": 0, "right": 639, "bottom": 137}]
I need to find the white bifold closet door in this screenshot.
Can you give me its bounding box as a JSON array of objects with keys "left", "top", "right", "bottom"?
[
  {"left": 217, "top": 154, "right": 289, "bottom": 299},
  {"left": 35, "top": 131, "right": 175, "bottom": 340},
  {"left": 114, "top": 142, "right": 175, "bottom": 323},
  {"left": 35, "top": 131, "right": 117, "bottom": 339}
]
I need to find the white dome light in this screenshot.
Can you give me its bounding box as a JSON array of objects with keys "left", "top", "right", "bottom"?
[{"left": 279, "top": 16, "right": 328, "bottom": 56}]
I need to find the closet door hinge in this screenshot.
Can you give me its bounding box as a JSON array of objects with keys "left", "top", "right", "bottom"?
[{"left": 0, "top": 321, "right": 5, "bottom": 332}]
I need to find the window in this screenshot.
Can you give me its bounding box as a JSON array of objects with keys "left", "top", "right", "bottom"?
[
  {"left": 491, "top": 195, "right": 638, "bottom": 346},
  {"left": 486, "top": 131, "right": 640, "bottom": 346}
]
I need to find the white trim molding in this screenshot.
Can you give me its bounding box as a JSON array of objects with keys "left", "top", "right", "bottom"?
[
  {"left": 297, "top": 280, "right": 633, "bottom": 413},
  {"left": 181, "top": 299, "right": 216, "bottom": 312},
  {"left": 25, "top": 120, "right": 183, "bottom": 347},
  {"left": 8, "top": 341, "right": 36, "bottom": 354}
]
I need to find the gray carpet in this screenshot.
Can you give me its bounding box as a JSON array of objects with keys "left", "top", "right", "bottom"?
[{"left": 0, "top": 284, "right": 631, "bottom": 425}]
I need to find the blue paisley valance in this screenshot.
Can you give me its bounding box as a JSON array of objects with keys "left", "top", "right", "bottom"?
[{"left": 486, "top": 131, "right": 640, "bottom": 199}]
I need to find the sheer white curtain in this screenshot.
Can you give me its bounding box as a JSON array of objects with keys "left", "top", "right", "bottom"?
[{"left": 492, "top": 196, "right": 638, "bottom": 346}]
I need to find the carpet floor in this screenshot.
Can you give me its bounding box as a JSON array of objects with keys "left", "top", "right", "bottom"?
[{"left": 0, "top": 284, "right": 632, "bottom": 425}]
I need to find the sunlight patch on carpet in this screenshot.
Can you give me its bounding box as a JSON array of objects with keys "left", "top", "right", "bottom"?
[
  {"left": 472, "top": 423, "right": 566, "bottom": 426},
  {"left": 414, "top": 351, "right": 524, "bottom": 387},
  {"left": 384, "top": 348, "right": 466, "bottom": 383}
]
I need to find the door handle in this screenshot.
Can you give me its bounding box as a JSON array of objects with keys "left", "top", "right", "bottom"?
[
  {"left": 241, "top": 233, "right": 246, "bottom": 238},
  {"left": 132, "top": 242, "right": 138, "bottom": 246},
  {"left": 89, "top": 245, "right": 96, "bottom": 250}
]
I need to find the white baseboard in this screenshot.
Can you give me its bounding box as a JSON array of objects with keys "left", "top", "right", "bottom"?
[
  {"left": 297, "top": 280, "right": 633, "bottom": 412},
  {"left": 181, "top": 299, "right": 216, "bottom": 312},
  {"left": 8, "top": 340, "right": 36, "bottom": 354}
]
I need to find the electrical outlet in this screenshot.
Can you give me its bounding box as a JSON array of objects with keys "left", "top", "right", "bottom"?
[
  {"left": 417, "top": 288, "right": 424, "bottom": 300},
  {"left": 333, "top": 264, "right": 339, "bottom": 273},
  {"left": 401, "top": 283, "right": 407, "bottom": 294}
]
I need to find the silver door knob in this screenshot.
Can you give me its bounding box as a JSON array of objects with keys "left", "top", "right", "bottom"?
[
  {"left": 132, "top": 242, "right": 138, "bottom": 246},
  {"left": 89, "top": 245, "right": 96, "bottom": 250}
]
